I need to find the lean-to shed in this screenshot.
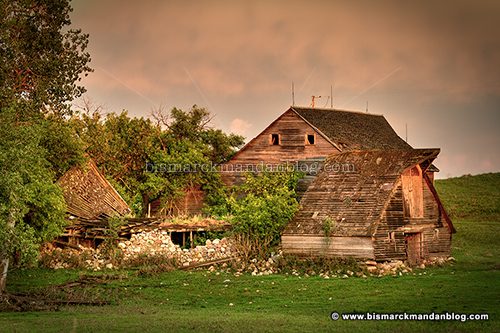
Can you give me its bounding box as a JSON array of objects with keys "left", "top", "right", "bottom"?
[{"left": 281, "top": 149, "right": 455, "bottom": 264}]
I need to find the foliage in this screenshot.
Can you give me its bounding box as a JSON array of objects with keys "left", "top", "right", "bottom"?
[
  {"left": 69, "top": 105, "right": 244, "bottom": 217},
  {"left": 0, "top": 0, "right": 92, "bottom": 116},
  {"left": 321, "top": 217, "right": 335, "bottom": 237},
  {"left": 98, "top": 216, "right": 126, "bottom": 261},
  {"left": 40, "top": 115, "right": 86, "bottom": 177},
  {"left": 0, "top": 109, "right": 67, "bottom": 266},
  {"left": 0, "top": 0, "right": 91, "bottom": 279},
  {"left": 221, "top": 171, "right": 301, "bottom": 258}
]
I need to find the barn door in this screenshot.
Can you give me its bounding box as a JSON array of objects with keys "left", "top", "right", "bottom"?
[{"left": 405, "top": 233, "right": 422, "bottom": 265}]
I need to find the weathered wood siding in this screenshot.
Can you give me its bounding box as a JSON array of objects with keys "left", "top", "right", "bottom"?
[
  {"left": 226, "top": 109, "right": 339, "bottom": 166},
  {"left": 221, "top": 110, "right": 338, "bottom": 187},
  {"left": 422, "top": 173, "right": 439, "bottom": 220},
  {"left": 58, "top": 160, "right": 131, "bottom": 220},
  {"left": 150, "top": 188, "right": 205, "bottom": 217},
  {"left": 402, "top": 165, "right": 424, "bottom": 217},
  {"left": 373, "top": 183, "right": 407, "bottom": 261},
  {"left": 282, "top": 235, "right": 374, "bottom": 258},
  {"left": 373, "top": 175, "right": 451, "bottom": 261},
  {"left": 421, "top": 226, "right": 451, "bottom": 257},
  {"left": 421, "top": 176, "right": 451, "bottom": 256}
]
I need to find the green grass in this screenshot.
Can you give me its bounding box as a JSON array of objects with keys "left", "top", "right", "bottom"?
[
  {"left": 435, "top": 172, "right": 500, "bottom": 219},
  {"left": 1, "top": 173, "right": 499, "bottom": 332}
]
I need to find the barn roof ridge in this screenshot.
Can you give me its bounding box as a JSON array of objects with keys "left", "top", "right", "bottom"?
[
  {"left": 289, "top": 106, "right": 411, "bottom": 150},
  {"left": 290, "top": 105, "right": 384, "bottom": 117}
]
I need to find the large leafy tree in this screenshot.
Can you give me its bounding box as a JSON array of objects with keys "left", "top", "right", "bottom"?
[
  {"left": 0, "top": 109, "right": 67, "bottom": 267},
  {"left": 0, "top": 0, "right": 91, "bottom": 291},
  {"left": 0, "top": 0, "right": 92, "bottom": 116}
]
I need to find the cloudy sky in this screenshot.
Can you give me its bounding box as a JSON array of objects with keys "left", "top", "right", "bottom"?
[{"left": 71, "top": 0, "right": 500, "bottom": 178}]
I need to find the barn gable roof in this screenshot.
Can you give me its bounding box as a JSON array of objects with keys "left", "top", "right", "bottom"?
[
  {"left": 283, "top": 149, "right": 441, "bottom": 237},
  {"left": 228, "top": 106, "right": 412, "bottom": 163},
  {"left": 291, "top": 107, "right": 412, "bottom": 150},
  {"left": 57, "top": 159, "right": 131, "bottom": 220}
]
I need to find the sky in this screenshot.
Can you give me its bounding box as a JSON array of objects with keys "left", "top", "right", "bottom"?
[{"left": 71, "top": 0, "right": 500, "bottom": 178}]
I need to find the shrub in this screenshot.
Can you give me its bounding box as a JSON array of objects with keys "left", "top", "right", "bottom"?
[{"left": 225, "top": 170, "right": 301, "bottom": 259}]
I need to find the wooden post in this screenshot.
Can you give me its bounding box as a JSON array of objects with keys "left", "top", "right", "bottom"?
[{"left": 190, "top": 231, "right": 193, "bottom": 249}]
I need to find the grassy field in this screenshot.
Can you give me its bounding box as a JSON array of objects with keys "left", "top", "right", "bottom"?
[
  {"left": 1, "top": 173, "right": 499, "bottom": 332},
  {"left": 435, "top": 172, "right": 500, "bottom": 219}
]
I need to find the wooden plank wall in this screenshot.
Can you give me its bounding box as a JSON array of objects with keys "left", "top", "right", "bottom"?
[
  {"left": 150, "top": 188, "right": 205, "bottom": 217},
  {"left": 401, "top": 166, "right": 424, "bottom": 217},
  {"left": 58, "top": 160, "right": 130, "bottom": 220},
  {"left": 226, "top": 110, "right": 338, "bottom": 166},
  {"left": 373, "top": 183, "right": 408, "bottom": 260},
  {"left": 421, "top": 227, "right": 451, "bottom": 256},
  {"left": 421, "top": 176, "right": 452, "bottom": 256},
  {"left": 282, "top": 235, "right": 374, "bottom": 258},
  {"left": 373, "top": 175, "right": 451, "bottom": 261}
]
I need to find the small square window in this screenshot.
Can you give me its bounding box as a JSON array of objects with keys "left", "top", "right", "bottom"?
[
  {"left": 270, "top": 133, "right": 280, "bottom": 145},
  {"left": 306, "top": 134, "right": 315, "bottom": 145}
]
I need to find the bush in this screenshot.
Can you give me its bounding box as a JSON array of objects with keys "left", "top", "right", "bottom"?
[{"left": 224, "top": 171, "right": 301, "bottom": 259}]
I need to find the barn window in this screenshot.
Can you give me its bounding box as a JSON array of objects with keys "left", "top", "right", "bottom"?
[
  {"left": 270, "top": 133, "right": 280, "bottom": 145},
  {"left": 306, "top": 134, "right": 315, "bottom": 145}
]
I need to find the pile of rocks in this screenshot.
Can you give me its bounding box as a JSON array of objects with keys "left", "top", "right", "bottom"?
[
  {"left": 228, "top": 255, "right": 281, "bottom": 276},
  {"left": 42, "top": 230, "right": 455, "bottom": 276},
  {"left": 361, "top": 257, "right": 455, "bottom": 277},
  {"left": 42, "top": 230, "right": 236, "bottom": 270},
  {"left": 118, "top": 230, "right": 180, "bottom": 259},
  {"left": 363, "top": 260, "right": 412, "bottom": 276},
  {"left": 207, "top": 256, "right": 455, "bottom": 278},
  {"left": 119, "top": 230, "right": 235, "bottom": 266}
]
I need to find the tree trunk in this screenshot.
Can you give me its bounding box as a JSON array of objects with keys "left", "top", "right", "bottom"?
[
  {"left": 141, "top": 193, "right": 150, "bottom": 218},
  {"left": 0, "top": 258, "right": 8, "bottom": 294}
]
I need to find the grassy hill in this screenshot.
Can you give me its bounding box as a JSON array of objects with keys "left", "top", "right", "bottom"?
[{"left": 435, "top": 172, "right": 500, "bottom": 219}]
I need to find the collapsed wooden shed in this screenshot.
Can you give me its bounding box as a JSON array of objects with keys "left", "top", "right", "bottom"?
[
  {"left": 281, "top": 149, "right": 455, "bottom": 264},
  {"left": 57, "top": 159, "right": 131, "bottom": 220}
]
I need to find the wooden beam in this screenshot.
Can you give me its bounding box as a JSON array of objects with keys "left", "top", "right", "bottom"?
[{"left": 423, "top": 172, "right": 456, "bottom": 233}]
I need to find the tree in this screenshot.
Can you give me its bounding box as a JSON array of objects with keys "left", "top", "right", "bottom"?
[
  {"left": 0, "top": 0, "right": 91, "bottom": 292},
  {"left": 0, "top": 109, "right": 68, "bottom": 290},
  {"left": 0, "top": 0, "right": 92, "bottom": 116},
  {"left": 70, "top": 105, "right": 245, "bottom": 217}
]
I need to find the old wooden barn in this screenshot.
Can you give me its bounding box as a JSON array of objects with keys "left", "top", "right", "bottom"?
[
  {"left": 281, "top": 149, "right": 455, "bottom": 264},
  {"left": 220, "top": 106, "right": 440, "bottom": 190},
  {"left": 219, "top": 106, "right": 453, "bottom": 262}
]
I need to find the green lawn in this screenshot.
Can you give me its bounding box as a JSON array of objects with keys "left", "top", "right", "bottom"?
[{"left": 1, "top": 174, "right": 499, "bottom": 332}]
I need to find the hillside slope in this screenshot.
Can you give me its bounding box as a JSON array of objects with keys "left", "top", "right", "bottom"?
[{"left": 435, "top": 172, "right": 500, "bottom": 220}]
